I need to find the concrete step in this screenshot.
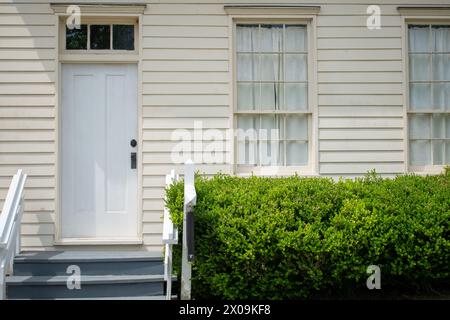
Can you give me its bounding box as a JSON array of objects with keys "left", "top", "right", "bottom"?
[
  {"left": 13, "top": 251, "right": 164, "bottom": 276},
  {"left": 6, "top": 274, "right": 173, "bottom": 299}
]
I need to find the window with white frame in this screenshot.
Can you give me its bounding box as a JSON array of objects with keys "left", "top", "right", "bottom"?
[
  {"left": 65, "top": 23, "right": 136, "bottom": 51},
  {"left": 408, "top": 24, "right": 450, "bottom": 168},
  {"left": 235, "top": 23, "right": 310, "bottom": 168}
]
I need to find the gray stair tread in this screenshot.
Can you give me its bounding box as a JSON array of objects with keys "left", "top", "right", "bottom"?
[
  {"left": 6, "top": 274, "right": 175, "bottom": 285},
  {"left": 15, "top": 251, "right": 163, "bottom": 263}
]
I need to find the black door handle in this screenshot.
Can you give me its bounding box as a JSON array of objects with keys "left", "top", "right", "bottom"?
[
  {"left": 131, "top": 152, "right": 136, "bottom": 169},
  {"left": 130, "top": 139, "right": 137, "bottom": 147}
]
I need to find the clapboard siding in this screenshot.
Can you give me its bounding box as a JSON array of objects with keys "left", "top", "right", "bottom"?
[
  {"left": 3, "top": 0, "right": 450, "bottom": 252},
  {"left": 0, "top": 4, "right": 56, "bottom": 252}
]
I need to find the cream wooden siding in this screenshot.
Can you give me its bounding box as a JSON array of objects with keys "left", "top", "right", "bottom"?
[
  {"left": 0, "top": 2, "right": 56, "bottom": 250},
  {"left": 1, "top": 0, "right": 450, "bottom": 251}
]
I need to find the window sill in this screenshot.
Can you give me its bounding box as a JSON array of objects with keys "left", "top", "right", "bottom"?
[{"left": 408, "top": 165, "right": 447, "bottom": 175}]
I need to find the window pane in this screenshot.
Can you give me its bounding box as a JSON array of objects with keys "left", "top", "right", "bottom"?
[
  {"left": 286, "top": 142, "right": 308, "bottom": 165},
  {"left": 410, "top": 141, "right": 431, "bottom": 165},
  {"left": 409, "top": 54, "right": 430, "bottom": 81},
  {"left": 432, "top": 25, "right": 450, "bottom": 52},
  {"left": 237, "top": 53, "right": 259, "bottom": 81},
  {"left": 260, "top": 140, "right": 283, "bottom": 166},
  {"left": 446, "top": 142, "right": 450, "bottom": 163},
  {"left": 260, "top": 24, "right": 283, "bottom": 52},
  {"left": 236, "top": 24, "right": 259, "bottom": 52},
  {"left": 409, "top": 115, "right": 430, "bottom": 139},
  {"left": 432, "top": 54, "right": 450, "bottom": 81},
  {"left": 432, "top": 83, "right": 450, "bottom": 110},
  {"left": 409, "top": 25, "right": 430, "bottom": 52},
  {"left": 237, "top": 83, "right": 259, "bottom": 111},
  {"left": 432, "top": 114, "right": 446, "bottom": 138},
  {"left": 237, "top": 115, "right": 258, "bottom": 165},
  {"left": 409, "top": 83, "right": 431, "bottom": 110},
  {"left": 260, "top": 115, "right": 283, "bottom": 165},
  {"left": 237, "top": 115, "right": 258, "bottom": 132},
  {"left": 285, "top": 54, "right": 307, "bottom": 81},
  {"left": 66, "top": 25, "right": 87, "bottom": 50},
  {"left": 447, "top": 116, "right": 450, "bottom": 138},
  {"left": 90, "top": 25, "right": 110, "bottom": 50},
  {"left": 285, "top": 25, "right": 307, "bottom": 52},
  {"left": 260, "top": 54, "right": 282, "bottom": 81},
  {"left": 433, "top": 141, "right": 444, "bottom": 165},
  {"left": 285, "top": 83, "right": 307, "bottom": 110},
  {"left": 286, "top": 115, "right": 308, "bottom": 140},
  {"left": 260, "top": 115, "right": 282, "bottom": 140},
  {"left": 113, "top": 25, "right": 134, "bottom": 50},
  {"left": 261, "top": 83, "right": 282, "bottom": 110}
]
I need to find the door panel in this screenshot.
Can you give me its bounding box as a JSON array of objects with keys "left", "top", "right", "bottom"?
[{"left": 61, "top": 64, "right": 138, "bottom": 239}]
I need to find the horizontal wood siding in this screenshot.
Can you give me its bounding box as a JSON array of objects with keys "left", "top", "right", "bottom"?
[
  {"left": 316, "top": 3, "right": 405, "bottom": 176},
  {"left": 0, "top": 2, "right": 56, "bottom": 251}
]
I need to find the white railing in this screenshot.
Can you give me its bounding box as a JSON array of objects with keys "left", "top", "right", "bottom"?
[
  {"left": 0, "top": 170, "right": 27, "bottom": 300},
  {"left": 181, "top": 160, "right": 196, "bottom": 300},
  {"left": 163, "top": 169, "right": 179, "bottom": 300},
  {"left": 163, "top": 161, "right": 196, "bottom": 300}
]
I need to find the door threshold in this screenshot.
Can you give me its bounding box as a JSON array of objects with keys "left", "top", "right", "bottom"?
[{"left": 54, "top": 238, "right": 143, "bottom": 246}]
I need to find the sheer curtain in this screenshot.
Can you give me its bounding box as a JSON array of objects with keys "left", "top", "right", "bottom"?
[
  {"left": 236, "top": 24, "right": 308, "bottom": 166},
  {"left": 409, "top": 25, "right": 450, "bottom": 165},
  {"left": 237, "top": 25, "right": 258, "bottom": 165},
  {"left": 260, "top": 25, "right": 283, "bottom": 165}
]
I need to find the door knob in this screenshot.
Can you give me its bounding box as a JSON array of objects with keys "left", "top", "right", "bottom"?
[{"left": 130, "top": 139, "right": 137, "bottom": 147}]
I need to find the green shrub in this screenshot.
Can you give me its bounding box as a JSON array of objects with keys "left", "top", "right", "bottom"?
[{"left": 165, "top": 170, "right": 450, "bottom": 299}]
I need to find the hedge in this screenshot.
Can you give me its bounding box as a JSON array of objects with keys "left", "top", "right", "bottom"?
[{"left": 165, "top": 169, "right": 450, "bottom": 299}]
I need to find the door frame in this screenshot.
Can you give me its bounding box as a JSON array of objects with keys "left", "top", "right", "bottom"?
[{"left": 53, "top": 12, "right": 144, "bottom": 245}]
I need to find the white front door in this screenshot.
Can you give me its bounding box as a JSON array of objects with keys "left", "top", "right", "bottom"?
[{"left": 61, "top": 64, "right": 138, "bottom": 240}]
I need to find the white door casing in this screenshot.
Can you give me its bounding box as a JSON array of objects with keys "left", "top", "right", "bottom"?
[{"left": 61, "top": 64, "right": 138, "bottom": 240}]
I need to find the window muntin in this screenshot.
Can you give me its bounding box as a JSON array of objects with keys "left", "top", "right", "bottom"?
[
  {"left": 235, "top": 23, "right": 310, "bottom": 167},
  {"left": 408, "top": 25, "right": 450, "bottom": 167},
  {"left": 65, "top": 24, "right": 135, "bottom": 51}
]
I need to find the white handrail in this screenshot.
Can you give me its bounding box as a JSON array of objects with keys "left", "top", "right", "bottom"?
[
  {"left": 0, "top": 169, "right": 27, "bottom": 300},
  {"left": 163, "top": 169, "right": 179, "bottom": 300}
]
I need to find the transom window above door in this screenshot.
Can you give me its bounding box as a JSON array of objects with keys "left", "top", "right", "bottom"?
[
  {"left": 66, "top": 24, "right": 135, "bottom": 51},
  {"left": 235, "top": 23, "right": 311, "bottom": 170},
  {"left": 408, "top": 24, "right": 450, "bottom": 170}
]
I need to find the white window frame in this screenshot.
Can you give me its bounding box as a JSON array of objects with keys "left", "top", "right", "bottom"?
[
  {"left": 401, "top": 13, "right": 450, "bottom": 174},
  {"left": 58, "top": 16, "right": 139, "bottom": 61},
  {"left": 229, "top": 14, "right": 318, "bottom": 176}
]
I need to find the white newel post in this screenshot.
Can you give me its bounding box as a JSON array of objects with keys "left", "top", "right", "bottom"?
[
  {"left": 163, "top": 169, "right": 179, "bottom": 300},
  {"left": 181, "top": 160, "right": 196, "bottom": 300}
]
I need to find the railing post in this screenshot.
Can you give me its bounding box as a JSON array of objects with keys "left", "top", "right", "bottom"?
[
  {"left": 16, "top": 197, "right": 23, "bottom": 257},
  {"left": 181, "top": 160, "right": 196, "bottom": 300},
  {"left": 163, "top": 169, "right": 178, "bottom": 300}
]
